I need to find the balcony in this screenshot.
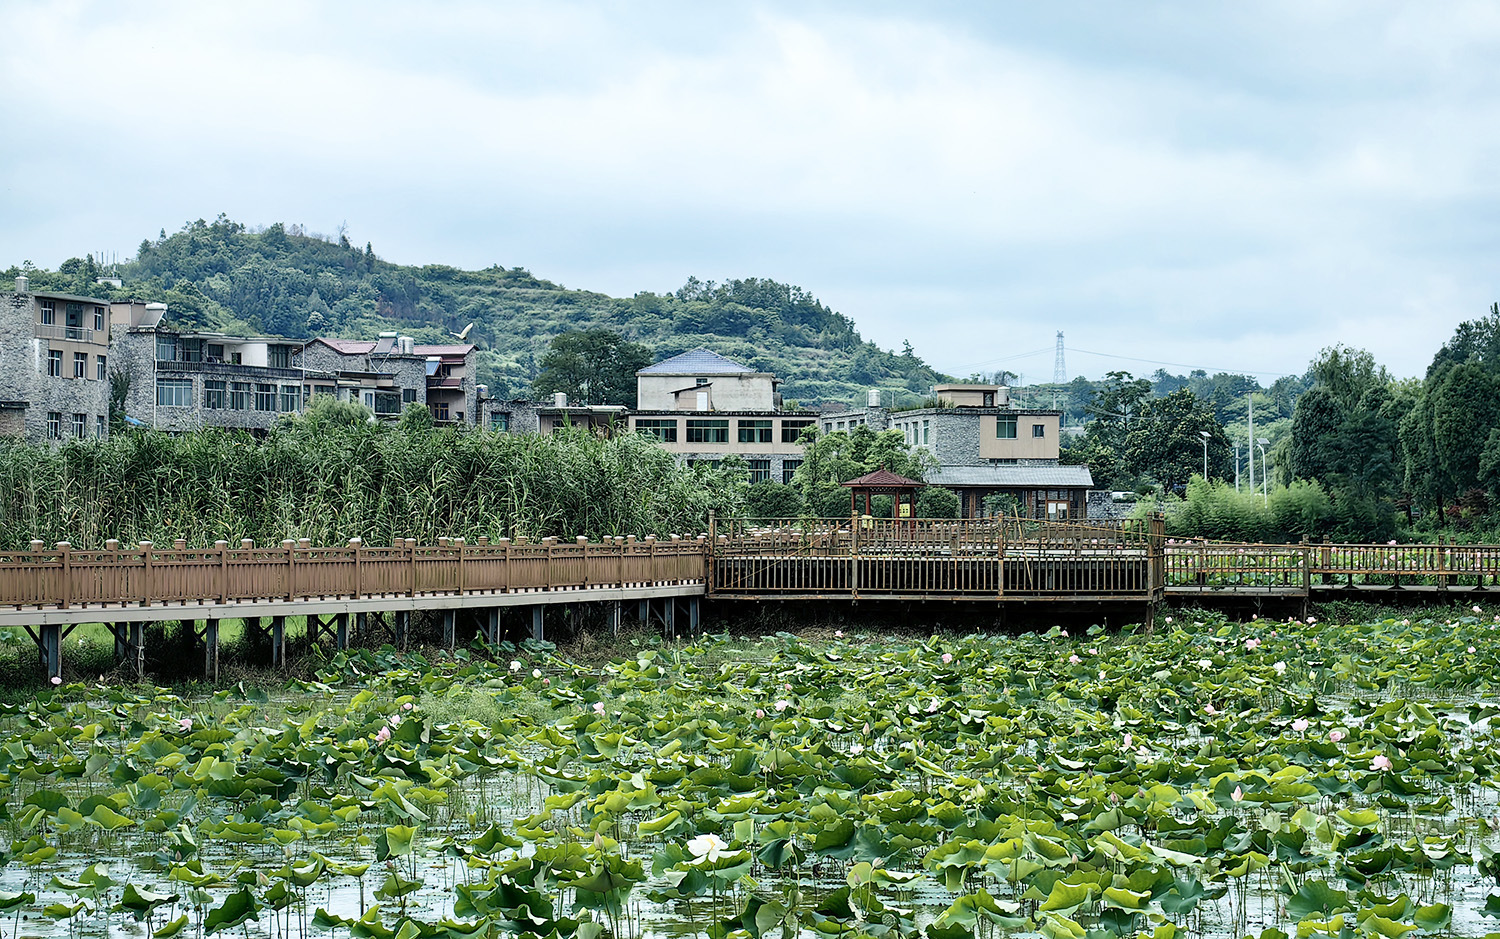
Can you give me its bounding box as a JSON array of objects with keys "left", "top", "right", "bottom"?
[
  {"left": 156, "top": 359, "right": 304, "bottom": 381},
  {"left": 426, "top": 376, "right": 464, "bottom": 389},
  {"left": 35, "top": 323, "right": 106, "bottom": 345}
]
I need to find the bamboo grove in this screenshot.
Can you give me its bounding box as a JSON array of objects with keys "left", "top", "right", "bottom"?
[{"left": 0, "top": 412, "right": 745, "bottom": 551}]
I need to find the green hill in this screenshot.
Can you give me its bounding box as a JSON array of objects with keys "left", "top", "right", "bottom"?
[{"left": 9, "top": 215, "right": 944, "bottom": 407}]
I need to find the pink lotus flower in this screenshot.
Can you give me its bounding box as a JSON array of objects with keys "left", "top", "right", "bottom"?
[
  {"left": 1469, "top": 646, "right": 1477, "bottom": 654},
  {"left": 755, "top": 708, "right": 765, "bottom": 718},
  {"left": 1329, "top": 729, "right": 1345, "bottom": 743},
  {"left": 1204, "top": 703, "right": 1218, "bottom": 716},
  {"left": 1231, "top": 786, "right": 1244, "bottom": 802},
  {"left": 50, "top": 676, "right": 62, "bottom": 686},
  {"left": 774, "top": 700, "right": 789, "bottom": 712},
  {"left": 1061, "top": 629, "right": 1069, "bottom": 636},
  {"left": 1163, "top": 617, "right": 1172, "bottom": 624},
  {"left": 850, "top": 743, "right": 865, "bottom": 754},
  {"left": 592, "top": 702, "right": 605, "bottom": 715},
  {"left": 1244, "top": 638, "right": 1261, "bottom": 651},
  {"left": 1068, "top": 654, "right": 1081, "bottom": 664},
  {"left": 1306, "top": 616, "right": 1316, "bottom": 624},
  {"left": 941, "top": 652, "right": 953, "bottom": 664},
  {"left": 401, "top": 702, "right": 413, "bottom": 711},
  {"left": 542, "top": 678, "right": 550, "bottom": 686},
  {"left": 1123, "top": 733, "right": 1133, "bottom": 748},
  {"left": 1088, "top": 648, "right": 1098, "bottom": 655},
  {"left": 178, "top": 717, "right": 192, "bottom": 731},
  {"left": 1291, "top": 718, "right": 1309, "bottom": 733},
  {"left": 834, "top": 630, "right": 844, "bottom": 638},
  {"left": 1474, "top": 605, "right": 1484, "bottom": 614},
  {"left": 1370, "top": 754, "right": 1393, "bottom": 771},
  {"left": 375, "top": 725, "right": 391, "bottom": 743},
  {"left": 784, "top": 682, "right": 792, "bottom": 691}
]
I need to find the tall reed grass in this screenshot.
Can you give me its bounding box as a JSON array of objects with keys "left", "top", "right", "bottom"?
[{"left": 0, "top": 421, "right": 743, "bottom": 549}]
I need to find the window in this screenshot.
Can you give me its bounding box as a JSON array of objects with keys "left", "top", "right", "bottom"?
[
  {"left": 433, "top": 402, "right": 450, "bottom": 421},
  {"left": 282, "top": 385, "right": 304, "bottom": 413},
  {"left": 781, "top": 419, "right": 814, "bottom": 443},
  {"left": 74, "top": 352, "right": 87, "bottom": 378},
  {"left": 738, "top": 420, "right": 773, "bottom": 443},
  {"left": 747, "top": 459, "right": 771, "bottom": 483},
  {"left": 46, "top": 412, "right": 61, "bottom": 439},
  {"left": 922, "top": 420, "right": 930, "bottom": 445},
  {"left": 178, "top": 338, "right": 203, "bottom": 363},
  {"left": 373, "top": 391, "right": 399, "bottom": 415},
  {"left": 65, "top": 303, "right": 83, "bottom": 328},
  {"left": 1046, "top": 500, "right": 1070, "bottom": 521},
  {"left": 204, "top": 380, "right": 226, "bottom": 409},
  {"left": 93, "top": 307, "right": 105, "bottom": 330},
  {"left": 782, "top": 459, "right": 803, "bottom": 484},
  {"left": 836, "top": 421, "right": 845, "bottom": 430},
  {"left": 230, "top": 382, "right": 251, "bottom": 410},
  {"left": 96, "top": 355, "right": 107, "bottom": 380},
  {"left": 1032, "top": 423, "right": 1045, "bottom": 438},
  {"left": 490, "top": 413, "right": 510, "bottom": 432},
  {"left": 268, "top": 345, "right": 292, "bottom": 369},
  {"left": 685, "top": 419, "right": 729, "bottom": 443},
  {"left": 156, "top": 336, "right": 177, "bottom": 362},
  {"left": 206, "top": 343, "right": 225, "bottom": 363},
  {"left": 636, "top": 418, "right": 678, "bottom": 442},
  {"left": 40, "top": 300, "right": 55, "bottom": 325},
  {"left": 983, "top": 392, "right": 995, "bottom": 407},
  {"left": 95, "top": 415, "right": 106, "bottom": 438},
  {"left": 996, "top": 416, "right": 1017, "bottom": 439},
  {"left": 156, "top": 378, "right": 192, "bottom": 407},
  {"left": 695, "top": 377, "right": 709, "bottom": 386},
  {"left": 47, "top": 350, "right": 63, "bottom": 377},
  {"left": 823, "top": 423, "right": 832, "bottom": 433},
  {"left": 253, "top": 384, "right": 274, "bottom": 411},
  {"left": 401, "top": 388, "right": 417, "bottom": 403},
  {"left": 71, "top": 413, "right": 86, "bottom": 437}
]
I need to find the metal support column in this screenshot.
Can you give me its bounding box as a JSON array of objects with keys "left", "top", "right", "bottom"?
[
  {"left": 355, "top": 612, "right": 367, "bottom": 642},
  {"left": 638, "top": 599, "right": 649, "bottom": 623},
  {"left": 609, "top": 600, "right": 621, "bottom": 637},
  {"left": 129, "top": 623, "right": 144, "bottom": 680},
  {"left": 204, "top": 619, "right": 219, "bottom": 682},
  {"left": 688, "top": 597, "right": 700, "bottom": 634},
  {"left": 40, "top": 623, "right": 61, "bottom": 682},
  {"left": 271, "top": 616, "right": 286, "bottom": 667},
  {"left": 531, "top": 606, "right": 544, "bottom": 642},
  {"left": 335, "top": 613, "right": 349, "bottom": 651},
  {"left": 664, "top": 597, "right": 675, "bottom": 639},
  {"left": 395, "top": 610, "right": 409, "bottom": 650},
  {"left": 485, "top": 608, "right": 500, "bottom": 645},
  {"left": 442, "top": 610, "right": 456, "bottom": 649}
]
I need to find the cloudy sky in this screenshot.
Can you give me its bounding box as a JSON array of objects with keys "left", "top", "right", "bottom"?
[{"left": 3, "top": 1, "right": 1498, "bottom": 382}]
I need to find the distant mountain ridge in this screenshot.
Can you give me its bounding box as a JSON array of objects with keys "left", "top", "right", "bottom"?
[{"left": 8, "top": 216, "right": 945, "bottom": 407}]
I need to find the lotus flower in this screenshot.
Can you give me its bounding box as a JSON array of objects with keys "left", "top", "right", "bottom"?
[
  {"left": 834, "top": 630, "right": 844, "bottom": 638},
  {"left": 592, "top": 702, "right": 606, "bottom": 715},
  {"left": 1197, "top": 658, "right": 1212, "bottom": 669},
  {"left": 1474, "top": 605, "right": 1484, "bottom": 614},
  {"left": 542, "top": 678, "right": 550, "bottom": 686},
  {"left": 375, "top": 725, "right": 391, "bottom": 743},
  {"left": 401, "top": 702, "right": 413, "bottom": 711},
  {"left": 1291, "top": 718, "right": 1309, "bottom": 733},
  {"left": 510, "top": 660, "right": 522, "bottom": 672},
  {"left": 1204, "top": 703, "right": 1218, "bottom": 716},
  {"left": 1163, "top": 617, "right": 1172, "bottom": 624},
  {"left": 388, "top": 715, "right": 401, "bottom": 727},
  {"left": 1231, "top": 786, "right": 1244, "bottom": 802},
  {"left": 1370, "top": 754, "right": 1393, "bottom": 771},
  {"left": 850, "top": 743, "right": 865, "bottom": 755},
  {"left": 687, "top": 833, "right": 729, "bottom": 863},
  {"left": 178, "top": 717, "right": 193, "bottom": 731},
  {"left": 1123, "top": 733, "right": 1133, "bottom": 748},
  {"left": 532, "top": 668, "right": 542, "bottom": 678},
  {"left": 1245, "top": 637, "right": 1261, "bottom": 651},
  {"left": 941, "top": 652, "right": 953, "bottom": 664},
  {"left": 1306, "top": 616, "right": 1316, "bottom": 624},
  {"left": 1469, "top": 646, "right": 1477, "bottom": 654},
  {"left": 1068, "top": 654, "right": 1081, "bottom": 664},
  {"left": 1273, "top": 661, "right": 1287, "bottom": 676},
  {"left": 774, "top": 700, "right": 789, "bottom": 712},
  {"left": 50, "top": 676, "right": 62, "bottom": 686},
  {"left": 755, "top": 708, "right": 765, "bottom": 718},
  {"left": 1088, "top": 648, "right": 1098, "bottom": 655},
  {"left": 1329, "top": 729, "right": 1345, "bottom": 743}
]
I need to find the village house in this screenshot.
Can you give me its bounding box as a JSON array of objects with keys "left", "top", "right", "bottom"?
[{"left": 0, "top": 276, "right": 113, "bottom": 443}]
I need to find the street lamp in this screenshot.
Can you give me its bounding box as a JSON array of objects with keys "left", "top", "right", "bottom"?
[
  {"left": 1199, "top": 431, "right": 1211, "bottom": 482},
  {"left": 1257, "top": 438, "right": 1270, "bottom": 506},
  {"left": 1233, "top": 439, "right": 1241, "bottom": 492}
]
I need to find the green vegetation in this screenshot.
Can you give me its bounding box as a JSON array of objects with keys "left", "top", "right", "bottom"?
[
  {"left": 530, "top": 329, "right": 652, "bottom": 407},
  {"left": 6, "top": 217, "right": 946, "bottom": 407},
  {"left": 2, "top": 612, "right": 1499, "bottom": 939},
  {"left": 0, "top": 408, "right": 745, "bottom": 550},
  {"left": 791, "top": 424, "right": 938, "bottom": 518}
]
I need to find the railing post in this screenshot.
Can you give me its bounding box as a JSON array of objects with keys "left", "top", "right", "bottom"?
[
  {"left": 407, "top": 539, "right": 417, "bottom": 597},
  {"left": 578, "top": 536, "right": 590, "bottom": 586},
  {"left": 284, "top": 540, "right": 296, "bottom": 601},
  {"left": 1438, "top": 536, "right": 1449, "bottom": 590},
  {"left": 139, "top": 541, "right": 153, "bottom": 608},
  {"left": 350, "top": 537, "right": 362, "bottom": 598},
  {"left": 455, "top": 538, "right": 466, "bottom": 595},
  {"left": 850, "top": 514, "right": 861, "bottom": 600},
  {"left": 57, "top": 542, "right": 71, "bottom": 610},
  {"left": 997, "top": 522, "right": 1006, "bottom": 599},
  {"left": 217, "top": 540, "right": 229, "bottom": 605}
]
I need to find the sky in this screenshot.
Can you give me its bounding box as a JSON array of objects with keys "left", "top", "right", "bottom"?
[{"left": 3, "top": 1, "right": 1499, "bottom": 383}]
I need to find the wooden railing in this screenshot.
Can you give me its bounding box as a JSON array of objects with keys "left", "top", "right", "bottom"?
[
  {"left": 710, "top": 516, "right": 1166, "bottom": 599},
  {"left": 1162, "top": 539, "right": 1500, "bottom": 591},
  {"left": 0, "top": 536, "right": 706, "bottom": 611}
]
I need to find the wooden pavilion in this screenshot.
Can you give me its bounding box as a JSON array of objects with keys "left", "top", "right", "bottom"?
[{"left": 842, "top": 468, "right": 925, "bottom": 518}]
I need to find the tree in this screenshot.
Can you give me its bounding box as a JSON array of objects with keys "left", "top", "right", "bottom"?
[
  {"left": 791, "top": 425, "right": 935, "bottom": 517},
  {"left": 531, "top": 329, "right": 653, "bottom": 407},
  {"left": 1123, "top": 390, "right": 1230, "bottom": 493}
]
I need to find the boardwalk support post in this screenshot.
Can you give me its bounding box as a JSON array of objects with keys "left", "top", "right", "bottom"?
[
  {"left": 688, "top": 596, "right": 700, "bottom": 634},
  {"left": 336, "top": 613, "right": 349, "bottom": 651},
  {"left": 485, "top": 608, "right": 500, "bottom": 646},
  {"left": 395, "top": 610, "right": 409, "bottom": 649},
  {"left": 442, "top": 610, "right": 456, "bottom": 649},
  {"left": 531, "top": 606, "right": 544, "bottom": 642},
  {"left": 609, "top": 600, "right": 621, "bottom": 637},
  {"left": 40, "top": 623, "right": 61, "bottom": 682},
  {"left": 271, "top": 616, "right": 286, "bottom": 667},
  {"left": 204, "top": 619, "right": 219, "bottom": 682}
]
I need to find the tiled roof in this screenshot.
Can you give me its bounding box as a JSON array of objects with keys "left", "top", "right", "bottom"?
[
  {"left": 312, "top": 338, "right": 377, "bottom": 354},
  {"left": 842, "top": 468, "right": 926, "bottom": 489},
  {"left": 412, "top": 344, "right": 474, "bottom": 356},
  {"left": 925, "top": 464, "right": 1095, "bottom": 488},
  {"left": 637, "top": 348, "right": 755, "bottom": 375}
]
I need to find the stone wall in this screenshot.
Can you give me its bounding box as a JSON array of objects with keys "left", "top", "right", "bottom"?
[{"left": 2, "top": 292, "right": 111, "bottom": 444}]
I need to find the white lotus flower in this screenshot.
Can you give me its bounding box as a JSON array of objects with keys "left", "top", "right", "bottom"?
[{"left": 687, "top": 833, "right": 729, "bottom": 863}]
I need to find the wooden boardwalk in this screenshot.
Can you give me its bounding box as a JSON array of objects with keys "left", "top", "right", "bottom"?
[{"left": 5, "top": 519, "right": 1500, "bottom": 680}]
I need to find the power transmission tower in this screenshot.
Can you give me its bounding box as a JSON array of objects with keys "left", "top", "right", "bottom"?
[{"left": 1052, "top": 331, "right": 1066, "bottom": 410}]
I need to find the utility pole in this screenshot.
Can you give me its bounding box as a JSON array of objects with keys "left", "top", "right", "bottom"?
[
  {"left": 1234, "top": 440, "right": 1241, "bottom": 492},
  {"left": 1246, "top": 394, "right": 1254, "bottom": 496}
]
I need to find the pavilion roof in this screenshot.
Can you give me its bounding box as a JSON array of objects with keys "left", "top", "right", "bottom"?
[{"left": 841, "top": 468, "right": 925, "bottom": 490}]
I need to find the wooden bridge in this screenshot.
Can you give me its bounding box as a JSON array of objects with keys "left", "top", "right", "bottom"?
[{"left": 4, "top": 518, "right": 1499, "bottom": 681}]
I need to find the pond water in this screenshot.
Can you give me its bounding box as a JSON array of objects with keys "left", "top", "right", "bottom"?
[{"left": 1, "top": 613, "right": 1498, "bottom": 939}]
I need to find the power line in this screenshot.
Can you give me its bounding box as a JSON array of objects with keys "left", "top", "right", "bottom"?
[
  {"left": 1068, "top": 346, "right": 1298, "bottom": 380},
  {"left": 949, "top": 346, "right": 1055, "bottom": 372}
]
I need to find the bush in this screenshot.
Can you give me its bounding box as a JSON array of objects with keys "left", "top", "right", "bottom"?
[
  {"left": 745, "top": 481, "right": 804, "bottom": 522},
  {"left": 917, "top": 486, "right": 960, "bottom": 518}
]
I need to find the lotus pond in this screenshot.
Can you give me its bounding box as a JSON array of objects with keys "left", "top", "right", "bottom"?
[{"left": 2, "top": 613, "right": 1500, "bottom": 939}]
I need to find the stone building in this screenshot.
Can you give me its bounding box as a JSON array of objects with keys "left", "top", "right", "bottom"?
[
  {"left": 627, "top": 349, "right": 814, "bottom": 483},
  {"left": 110, "top": 302, "right": 306, "bottom": 434},
  {"left": 485, "top": 394, "right": 626, "bottom": 435},
  {"left": 822, "top": 383, "right": 1093, "bottom": 519},
  {"left": 300, "top": 335, "right": 477, "bottom": 424},
  {"left": 0, "top": 276, "right": 113, "bottom": 443}
]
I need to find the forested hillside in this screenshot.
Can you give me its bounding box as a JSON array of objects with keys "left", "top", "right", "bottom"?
[{"left": 5, "top": 216, "right": 944, "bottom": 406}]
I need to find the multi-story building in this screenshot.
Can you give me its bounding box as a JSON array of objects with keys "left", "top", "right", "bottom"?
[
  {"left": 299, "top": 335, "right": 477, "bottom": 424},
  {"left": 486, "top": 394, "right": 627, "bottom": 435},
  {"left": 0, "top": 276, "right": 113, "bottom": 443},
  {"left": 110, "top": 302, "right": 307, "bottom": 433},
  {"left": 627, "top": 349, "right": 815, "bottom": 483},
  {"left": 822, "top": 383, "right": 1093, "bottom": 519}
]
